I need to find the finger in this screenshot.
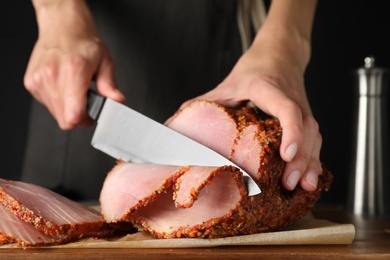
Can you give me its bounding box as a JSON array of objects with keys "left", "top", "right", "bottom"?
[
  {"left": 248, "top": 82, "right": 304, "bottom": 163},
  {"left": 281, "top": 116, "right": 320, "bottom": 190},
  {"left": 194, "top": 79, "right": 306, "bottom": 167},
  {"left": 299, "top": 132, "right": 322, "bottom": 191},
  {"left": 42, "top": 63, "right": 66, "bottom": 127},
  {"left": 60, "top": 57, "right": 94, "bottom": 130},
  {"left": 24, "top": 69, "right": 44, "bottom": 104},
  {"left": 24, "top": 51, "right": 54, "bottom": 106},
  {"left": 95, "top": 55, "right": 125, "bottom": 103},
  {"left": 25, "top": 57, "right": 68, "bottom": 128},
  {"left": 274, "top": 102, "right": 304, "bottom": 163}
]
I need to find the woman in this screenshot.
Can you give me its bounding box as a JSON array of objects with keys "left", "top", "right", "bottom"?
[{"left": 22, "top": 0, "right": 321, "bottom": 201}]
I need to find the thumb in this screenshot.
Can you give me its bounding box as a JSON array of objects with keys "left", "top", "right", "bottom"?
[{"left": 95, "top": 56, "right": 125, "bottom": 103}]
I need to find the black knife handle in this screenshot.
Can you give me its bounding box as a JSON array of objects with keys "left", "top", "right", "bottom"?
[{"left": 87, "top": 90, "right": 106, "bottom": 120}]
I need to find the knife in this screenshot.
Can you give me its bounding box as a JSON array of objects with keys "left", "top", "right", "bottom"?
[{"left": 87, "top": 90, "right": 261, "bottom": 196}]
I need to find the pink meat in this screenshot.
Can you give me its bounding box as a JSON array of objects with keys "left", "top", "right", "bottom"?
[
  {"left": 100, "top": 163, "right": 246, "bottom": 238},
  {"left": 99, "top": 100, "right": 333, "bottom": 239},
  {"left": 100, "top": 163, "right": 186, "bottom": 221},
  {"left": 167, "top": 101, "right": 262, "bottom": 179},
  {"left": 0, "top": 205, "right": 60, "bottom": 246},
  {"left": 0, "top": 179, "right": 135, "bottom": 247},
  {"left": 231, "top": 124, "right": 263, "bottom": 180},
  {"left": 0, "top": 179, "right": 103, "bottom": 225},
  {"left": 166, "top": 101, "right": 237, "bottom": 160}
]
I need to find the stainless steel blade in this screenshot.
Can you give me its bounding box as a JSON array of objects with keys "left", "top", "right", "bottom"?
[{"left": 88, "top": 93, "right": 261, "bottom": 196}]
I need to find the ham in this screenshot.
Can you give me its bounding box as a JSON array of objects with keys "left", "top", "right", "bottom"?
[
  {"left": 99, "top": 100, "right": 333, "bottom": 238},
  {"left": 100, "top": 163, "right": 246, "bottom": 238},
  {"left": 167, "top": 101, "right": 264, "bottom": 179},
  {"left": 0, "top": 179, "right": 135, "bottom": 247},
  {"left": 0, "top": 205, "right": 60, "bottom": 247}
]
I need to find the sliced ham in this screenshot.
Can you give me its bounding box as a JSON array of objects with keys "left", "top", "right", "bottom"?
[
  {"left": 165, "top": 101, "right": 237, "bottom": 159},
  {"left": 100, "top": 164, "right": 247, "bottom": 238},
  {"left": 100, "top": 100, "right": 333, "bottom": 238},
  {"left": 100, "top": 163, "right": 186, "bottom": 221},
  {"left": 167, "top": 101, "right": 264, "bottom": 179},
  {"left": 0, "top": 205, "right": 60, "bottom": 247},
  {"left": 0, "top": 179, "right": 135, "bottom": 247}
]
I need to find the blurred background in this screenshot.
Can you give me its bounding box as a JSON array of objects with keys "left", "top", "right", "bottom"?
[{"left": 1, "top": 1, "right": 389, "bottom": 206}]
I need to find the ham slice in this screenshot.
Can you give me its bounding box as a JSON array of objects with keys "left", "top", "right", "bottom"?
[
  {"left": 167, "top": 101, "right": 263, "bottom": 178},
  {"left": 100, "top": 164, "right": 246, "bottom": 238},
  {"left": 0, "top": 179, "right": 135, "bottom": 247},
  {"left": 100, "top": 100, "right": 333, "bottom": 238},
  {"left": 0, "top": 205, "right": 60, "bottom": 247}
]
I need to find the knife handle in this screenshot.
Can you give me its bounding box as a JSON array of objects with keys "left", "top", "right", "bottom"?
[{"left": 87, "top": 90, "right": 106, "bottom": 120}]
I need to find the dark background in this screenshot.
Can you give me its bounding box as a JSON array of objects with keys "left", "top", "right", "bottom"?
[{"left": 1, "top": 1, "right": 389, "bottom": 206}]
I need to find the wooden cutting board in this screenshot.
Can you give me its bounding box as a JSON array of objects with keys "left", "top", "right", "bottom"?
[{"left": 40, "top": 213, "right": 354, "bottom": 248}]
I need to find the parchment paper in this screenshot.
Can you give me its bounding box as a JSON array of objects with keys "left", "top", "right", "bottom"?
[
  {"left": 0, "top": 212, "right": 355, "bottom": 249},
  {"left": 53, "top": 213, "right": 356, "bottom": 248}
]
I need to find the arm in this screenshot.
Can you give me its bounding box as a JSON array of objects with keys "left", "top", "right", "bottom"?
[
  {"left": 186, "top": 0, "right": 320, "bottom": 191},
  {"left": 25, "top": 0, "right": 124, "bottom": 130}
]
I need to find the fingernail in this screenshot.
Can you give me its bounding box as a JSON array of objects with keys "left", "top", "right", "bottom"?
[
  {"left": 306, "top": 170, "right": 318, "bottom": 189},
  {"left": 286, "top": 170, "right": 301, "bottom": 190},
  {"left": 285, "top": 143, "right": 298, "bottom": 161},
  {"left": 114, "top": 89, "right": 125, "bottom": 100}
]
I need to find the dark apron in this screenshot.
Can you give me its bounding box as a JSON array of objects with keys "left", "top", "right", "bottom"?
[{"left": 21, "top": 0, "right": 243, "bottom": 201}]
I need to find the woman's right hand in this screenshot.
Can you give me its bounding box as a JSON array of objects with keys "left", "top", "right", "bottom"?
[{"left": 24, "top": 0, "right": 125, "bottom": 130}]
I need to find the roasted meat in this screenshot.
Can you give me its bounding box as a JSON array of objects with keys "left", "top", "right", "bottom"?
[
  {"left": 0, "top": 179, "right": 135, "bottom": 247},
  {"left": 0, "top": 204, "right": 60, "bottom": 247},
  {"left": 99, "top": 100, "right": 333, "bottom": 238}
]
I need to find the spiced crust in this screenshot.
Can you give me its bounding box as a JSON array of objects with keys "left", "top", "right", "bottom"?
[
  {"left": 148, "top": 104, "right": 333, "bottom": 238},
  {"left": 0, "top": 181, "right": 136, "bottom": 246}
]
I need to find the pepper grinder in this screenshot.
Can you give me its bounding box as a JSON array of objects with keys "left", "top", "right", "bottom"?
[{"left": 347, "top": 56, "right": 390, "bottom": 218}]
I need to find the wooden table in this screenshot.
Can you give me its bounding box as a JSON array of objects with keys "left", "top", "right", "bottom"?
[{"left": 1, "top": 205, "right": 389, "bottom": 259}]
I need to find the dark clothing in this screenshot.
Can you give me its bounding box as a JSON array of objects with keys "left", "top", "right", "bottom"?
[{"left": 21, "top": 0, "right": 243, "bottom": 201}]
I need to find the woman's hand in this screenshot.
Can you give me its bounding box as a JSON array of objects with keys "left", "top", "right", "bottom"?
[
  {"left": 24, "top": 0, "right": 124, "bottom": 130},
  {"left": 183, "top": 0, "right": 321, "bottom": 192}
]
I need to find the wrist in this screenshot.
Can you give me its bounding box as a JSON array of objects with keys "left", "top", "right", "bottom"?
[
  {"left": 32, "top": 0, "right": 99, "bottom": 43},
  {"left": 252, "top": 0, "right": 317, "bottom": 70},
  {"left": 255, "top": 25, "right": 311, "bottom": 68},
  {"left": 32, "top": 0, "right": 85, "bottom": 14}
]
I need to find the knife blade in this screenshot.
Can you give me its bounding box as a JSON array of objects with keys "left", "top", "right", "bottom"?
[{"left": 87, "top": 90, "right": 261, "bottom": 196}]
